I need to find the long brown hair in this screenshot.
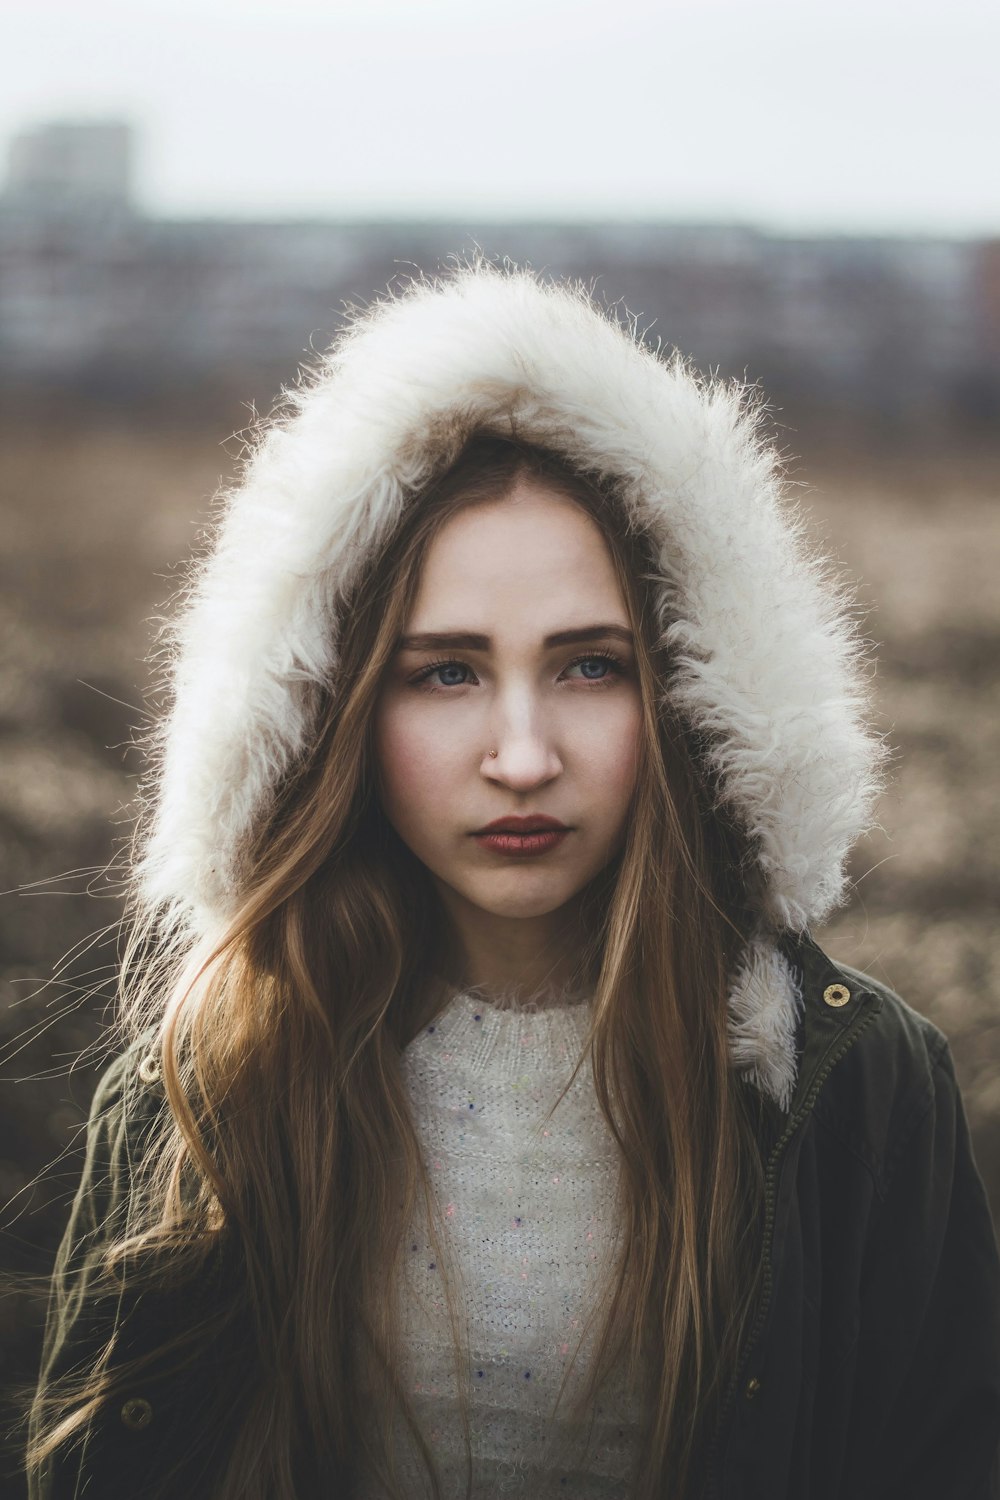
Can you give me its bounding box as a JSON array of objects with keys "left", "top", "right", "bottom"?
[{"left": 24, "top": 432, "right": 769, "bottom": 1498}]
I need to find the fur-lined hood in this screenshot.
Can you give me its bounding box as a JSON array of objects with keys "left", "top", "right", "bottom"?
[{"left": 134, "top": 259, "right": 887, "bottom": 1111}]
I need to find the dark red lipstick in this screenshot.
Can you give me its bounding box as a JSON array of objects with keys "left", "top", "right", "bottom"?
[{"left": 472, "top": 814, "right": 570, "bottom": 857}]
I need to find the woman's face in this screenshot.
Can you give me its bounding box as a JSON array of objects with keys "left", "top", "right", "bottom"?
[{"left": 373, "top": 478, "right": 643, "bottom": 964}]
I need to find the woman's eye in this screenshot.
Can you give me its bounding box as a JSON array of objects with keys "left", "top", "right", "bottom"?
[
  {"left": 433, "top": 661, "right": 471, "bottom": 688},
  {"left": 413, "top": 659, "right": 475, "bottom": 690},
  {"left": 564, "top": 652, "right": 623, "bottom": 683}
]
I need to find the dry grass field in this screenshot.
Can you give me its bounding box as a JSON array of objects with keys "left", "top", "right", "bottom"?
[{"left": 1, "top": 408, "right": 998, "bottom": 1477}]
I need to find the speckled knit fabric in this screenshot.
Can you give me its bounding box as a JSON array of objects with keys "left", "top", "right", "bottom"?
[{"left": 354, "top": 986, "right": 647, "bottom": 1499}]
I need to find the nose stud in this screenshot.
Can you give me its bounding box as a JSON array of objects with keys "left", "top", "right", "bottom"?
[{"left": 488, "top": 749, "right": 498, "bottom": 759}]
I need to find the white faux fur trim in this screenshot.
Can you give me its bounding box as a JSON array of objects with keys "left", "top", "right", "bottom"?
[
  {"left": 133, "top": 258, "right": 887, "bottom": 1109},
  {"left": 727, "top": 940, "right": 805, "bottom": 1113}
]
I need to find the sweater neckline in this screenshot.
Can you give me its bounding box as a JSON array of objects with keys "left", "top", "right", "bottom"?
[
  {"left": 404, "top": 985, "right": 595, "bottom": 1076},
  {"left": 430, "top": 971, "right": 593, "bottom": 1013}
]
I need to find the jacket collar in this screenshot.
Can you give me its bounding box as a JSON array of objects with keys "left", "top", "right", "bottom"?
[{"left": 759, "top": 930, "right": 884, "bottom": 1117}]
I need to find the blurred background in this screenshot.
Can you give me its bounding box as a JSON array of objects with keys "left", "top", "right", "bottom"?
[{"left": 2, "top": 0, "right": 998, "bottom": 1486}]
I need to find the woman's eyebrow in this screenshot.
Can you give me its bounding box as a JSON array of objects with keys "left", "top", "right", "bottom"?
[{"left": 397, "top": 624, "right": 634, "bottom": 652}]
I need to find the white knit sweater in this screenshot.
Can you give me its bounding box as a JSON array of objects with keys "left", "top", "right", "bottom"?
[{"left": 354, "top": 986, "right": 646, "bottom": 1498}]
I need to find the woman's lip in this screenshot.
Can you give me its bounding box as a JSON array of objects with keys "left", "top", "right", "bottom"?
[
  {"left": 473, "top": 819, "right": 570, "bottom": 833},
  {"left": 473, "top": 829, "right": 570, "bottom": 857}
]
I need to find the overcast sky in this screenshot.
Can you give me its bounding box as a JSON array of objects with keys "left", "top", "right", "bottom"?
[{"left": 4, "top": 0, "right": 998, "bottom": 235}]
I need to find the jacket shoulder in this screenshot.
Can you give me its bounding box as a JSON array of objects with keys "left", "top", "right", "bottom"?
[
  {"left": 832, "top": 958, "right": 950, "bottom": 1068},
  {"left": 56, "top": 1027, "right": 166, "bottom": 1262},
  {"left": 805, "top": 947, "right": 956, "bottom": 1197},
  {"left": 93, "top": 1024, "right": 167, "bottom": 1135}
]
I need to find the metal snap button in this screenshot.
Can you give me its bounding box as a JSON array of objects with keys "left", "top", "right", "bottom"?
[
  {"left": 744, "top": 1375, "right": 762, "bottom": 1399},
  {"left": 120, "top": 1395, "right": 154, "bottom": 1430},
  {"left": 138, "top": 1053, "right": 162, "bottom": 1084},
  {"left": 822, "top": 983, "right": 852, "bottom": 1008}
]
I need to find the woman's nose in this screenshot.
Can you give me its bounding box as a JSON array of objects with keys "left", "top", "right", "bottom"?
[{"left": 482, "top": 710, "right": 562, "bottom": 787}]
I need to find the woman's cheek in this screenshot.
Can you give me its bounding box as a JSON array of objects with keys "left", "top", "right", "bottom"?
[
  {"left": 581, "top": 695, "right": 642, "bottom": 791},
  {"left": 375, "top": 701, "right": 459, "bottom": 828}
]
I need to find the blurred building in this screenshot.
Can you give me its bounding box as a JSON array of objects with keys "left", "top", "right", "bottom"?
[
  {"left": 5, "top": 119, "right": 134, "bottom": 212},
  {"left": 0, "top": 119, "right": 996, "bottom": 431}
]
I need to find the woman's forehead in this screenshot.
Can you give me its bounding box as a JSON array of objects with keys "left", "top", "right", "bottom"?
[{"left": 413, "top": 485, "right": 621, "bottom": 583}]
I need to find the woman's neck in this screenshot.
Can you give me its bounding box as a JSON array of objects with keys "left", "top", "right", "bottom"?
[{"left": 432, "top": 884, "right": 591, "bottom": 999}]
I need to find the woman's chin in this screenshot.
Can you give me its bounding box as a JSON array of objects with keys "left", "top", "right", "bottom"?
[{"left": 459, "top": 874, "right": 585, "bottom": 922}]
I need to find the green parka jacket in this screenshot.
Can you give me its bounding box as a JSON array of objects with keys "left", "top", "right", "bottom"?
[{"left": 26, "top": 932, "right": 1000, "bottom": 1499}]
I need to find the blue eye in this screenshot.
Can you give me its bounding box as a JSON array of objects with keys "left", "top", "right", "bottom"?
[
  {"left": 566, "top": 653, "right": 619, "bottom": 681},
  {"left": 421, "top": 660, "right": 470, "bottom": 688}
]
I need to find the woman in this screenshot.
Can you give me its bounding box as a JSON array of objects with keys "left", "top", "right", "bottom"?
[{"left": 24, "top": 260, "right": 1000, "bottom": 1498}]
